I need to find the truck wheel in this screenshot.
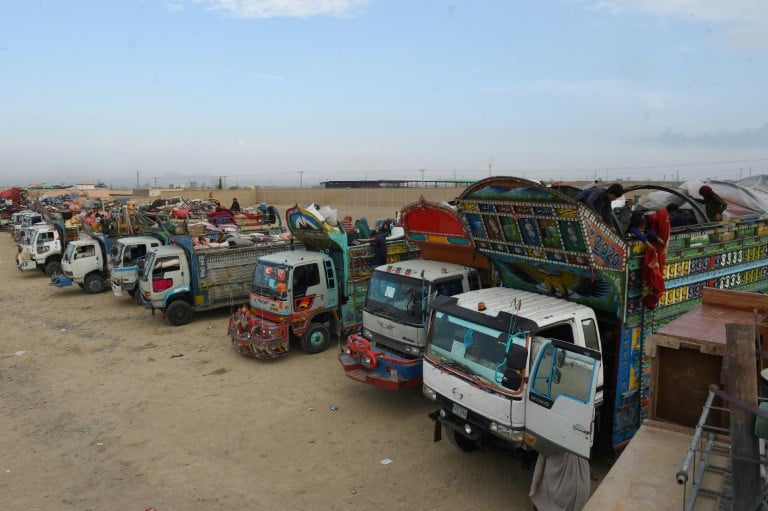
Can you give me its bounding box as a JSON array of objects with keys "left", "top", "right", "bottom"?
[
  {"left": 166, "top": 300, "right": 193, "bottom": 326},
  {"left": 45, "top": 259, "right": 62, "bottom": 277},
  {"left": 300, "top": 323, "right": 331, "bottom": 354},
  {"left": 447, "top": 428, "right": 479, "bottom": 452},
  {"left": 84, "top": 274, "right": 107, "bottom": 294}
]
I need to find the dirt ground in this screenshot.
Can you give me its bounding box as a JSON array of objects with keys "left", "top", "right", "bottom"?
[{"left": 0, "top": 201, "right": 612, "bottom": 511}]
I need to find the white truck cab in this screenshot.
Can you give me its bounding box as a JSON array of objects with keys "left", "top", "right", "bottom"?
[
  {"left": 13, "top": 211, "right": 43, "bottom": 242},
  {"left": 110, "top": 235, "right": 164, "bottom": 298},
  {"left": 422, "top": 287, "right": 603, "bottom": 458},
  {"left": 17, "top": 223, "right": 65, "bottom": 275}
]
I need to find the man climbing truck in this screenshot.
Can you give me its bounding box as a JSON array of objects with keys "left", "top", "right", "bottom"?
[
  {"left": 229, "top": 204, "right": 420, "bottom": 360},
  {"left": 423, "top": 176, "right": 768, "bottom": 454},
  {"left": 340, "top": 198, "right": 493, "bottom": 389}
]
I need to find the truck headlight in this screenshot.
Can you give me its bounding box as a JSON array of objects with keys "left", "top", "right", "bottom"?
[
  {"left": 406, "top": 345, "right": 420, "bottom": 356},
  {"left": 489, "top": 422, "right": 523, "bottom": 442},
  {"left": 362, "top": 328, "right": 373, "bottom": 339},
  {"left": 422, "top": 385, "right": 437, "bottom": 401}
]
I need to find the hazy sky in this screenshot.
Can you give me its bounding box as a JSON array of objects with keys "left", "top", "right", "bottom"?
[{"left": 2, "top": 0, "right": 767, "bottom": 188}]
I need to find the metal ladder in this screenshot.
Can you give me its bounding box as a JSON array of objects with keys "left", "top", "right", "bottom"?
[{"left": 677, "top": 386, "right": 768, "bottom": 510}]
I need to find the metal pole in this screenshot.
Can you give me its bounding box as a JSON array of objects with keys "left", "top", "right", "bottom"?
[
  {"left": 677, "top": 389, "right": 717, "bottom": 484},
  {"left": 684, "top": 433, "right": 717, "bottom": 511}
]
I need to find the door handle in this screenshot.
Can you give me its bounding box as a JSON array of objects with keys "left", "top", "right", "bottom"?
[{"left": 573, "top": 424, "right": 589, "bottom": 434}]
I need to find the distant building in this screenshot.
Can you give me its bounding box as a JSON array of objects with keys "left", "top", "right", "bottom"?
[{"left": 75, "top": 182, "right": 96, "bottom": 191}]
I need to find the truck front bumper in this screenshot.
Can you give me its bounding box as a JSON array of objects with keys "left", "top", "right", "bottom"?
[
  {"left": 228, "top": 310, "right": 290, "bottom": 360},
  {"left": 338, "top": 334, "right": 422, "bottom": 391},
  {"left": 17, "top": 260, "right": 37, "bottom": 272}
]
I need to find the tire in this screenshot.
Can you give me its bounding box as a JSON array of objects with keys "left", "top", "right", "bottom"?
[
  {"left": 84, "top": 274, "right": 107, "bottom": 294},
  {"left": 300, "top": 323, "right": 331, "bottom": 354},
  {"left": 77, "top": 283, "right": 84, "bottom": 289},
  {"left": 45, "top": 259, "right": 62, "bottom": 277},
  {"left": 166, "top": 300, "right": 193, "bottom": 326},
  {"left": 447, "top": 427, "right": 480, "bottom": 452},
  {"left": 127, "top": 288, "right": 136, "bottom": 297}
]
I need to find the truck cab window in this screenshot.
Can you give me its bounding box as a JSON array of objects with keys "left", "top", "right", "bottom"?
[
  {"left": 293, "top": 263, "right": 319, "bottom": 298},
  {"left": 434, "top": 278, "right": 463, "bottom": 297},
  {"left": 532, "top": 344, "right": 595, "bottom": 404},
  {"left": 153, "top": 256, "right": 181, "bottom": 277},
  {"left": 581, "top": 318, "right": 600, "bottom": 351},
  {"left": 536, "top": 323, "right": 575, "bottom": 344},
  {"left": 126, "top": 245, "right": 148, "bottom": 264}
]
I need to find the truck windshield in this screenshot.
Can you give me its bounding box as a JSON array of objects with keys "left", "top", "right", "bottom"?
[
  {"left": 426, "top": 310, "right": 526, "bottom": 386},
  {"left": 365, "top": 270, "right": 427, "bottom": 325},
  {"left": 252, "top": 262, "right": 288, "bottom": 300}
]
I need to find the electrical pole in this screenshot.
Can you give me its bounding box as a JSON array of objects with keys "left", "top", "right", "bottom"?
[
  {"left": 419, "top": 168, "right": 425, "bottom": 188},
  {"left": 136, "top": 170, "right": 139, "bottom": 189},
  {"left": 298, "top": 171, "right": 304, "bottom": 188},
  {"left": 488, "top": 159, "right": 495, "bottom": 177}
]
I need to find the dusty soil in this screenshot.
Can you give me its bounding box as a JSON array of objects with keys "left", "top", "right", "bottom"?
[{"left": 0, "top": 200, "right": 611, "bottom": 511}]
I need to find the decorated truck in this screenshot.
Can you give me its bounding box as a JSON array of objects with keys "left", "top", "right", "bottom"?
[
  {"left": 423, "top": 176, "right": 768, "bottom": 456},
  {"left": 339, "top": 198, "right": 494, "bottom": 390},
  {"left": 229, "top": 204, "right": 420, "bottom": 360},
  {"left": 139, "top": 233, "right": 298, "bottom": 326}
]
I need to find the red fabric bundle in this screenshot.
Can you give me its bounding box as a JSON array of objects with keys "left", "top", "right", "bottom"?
[{"left": 642, "top": 209, "right": 670, "bottom": 309}]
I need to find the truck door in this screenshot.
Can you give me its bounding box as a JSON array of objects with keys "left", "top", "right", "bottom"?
[
  {"left": 292, "top": 263, "right": 322, "bottom": 312},
  {"left": 525, "top": 339, "right": 601, "bottom": 458}
]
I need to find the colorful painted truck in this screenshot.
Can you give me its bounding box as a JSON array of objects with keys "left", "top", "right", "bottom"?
[
  {"left": 229, "top": 204, "right": 420, "bottom": 359},
  {"left": 339, "top": 198, "right": 493, "bottom": 389},
  {"left": 139, "top": 234, "right": 297, "bottom": 326},
  {"left": 423, "top": 176, "right": 768, "bottom": 455}
]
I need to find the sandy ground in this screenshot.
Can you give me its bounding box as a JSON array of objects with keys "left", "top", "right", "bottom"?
[{"left": 0, "top": 203, "right": 611, "bottom": 511}]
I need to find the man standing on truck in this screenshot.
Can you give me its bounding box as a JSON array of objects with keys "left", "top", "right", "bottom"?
[
  {"left": 371, "top": 229, "right": 387, "bottom": 266},
  {"left": 574, "top": 183, "right": 624, "bottom": 228}
]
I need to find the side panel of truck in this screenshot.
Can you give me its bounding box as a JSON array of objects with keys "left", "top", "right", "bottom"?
[{"left": 190, "top": 246, "right": 261, "bottom": 310}]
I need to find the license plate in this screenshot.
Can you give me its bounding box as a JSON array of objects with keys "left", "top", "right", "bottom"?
[{"left": 452, "top": 403, "right": 468, "bottom": 419}]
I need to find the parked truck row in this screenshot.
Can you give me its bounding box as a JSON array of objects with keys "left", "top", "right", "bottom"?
[{"left": 9, "top": 179, "right": 768, "bottom": 464}]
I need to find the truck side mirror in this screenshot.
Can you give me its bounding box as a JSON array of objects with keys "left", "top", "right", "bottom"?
[
  {"left": 555, "top": 348, "right": 566, "bottom": 368},
  {"left": 552, "top": 366, "right": 562, "bottom": 385},
  {"left": 505, "top": 343, "right": 528, "bottom": 371},
  {"left": 501, "top": 368, "right": 523, "bottom": 391},
  {"left": 500, "top": 343, "right": 528, "bottom": 391}
]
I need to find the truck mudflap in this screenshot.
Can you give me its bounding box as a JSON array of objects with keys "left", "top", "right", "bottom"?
[
  {"left": 228, "top": 307, "right": 290, "bottom": 360},
  {"left": 49, "top": 274, "right": 73, "bottom": 287},
  {"left": 339, "top": 333, "right": 422, "bottom": 390}
]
